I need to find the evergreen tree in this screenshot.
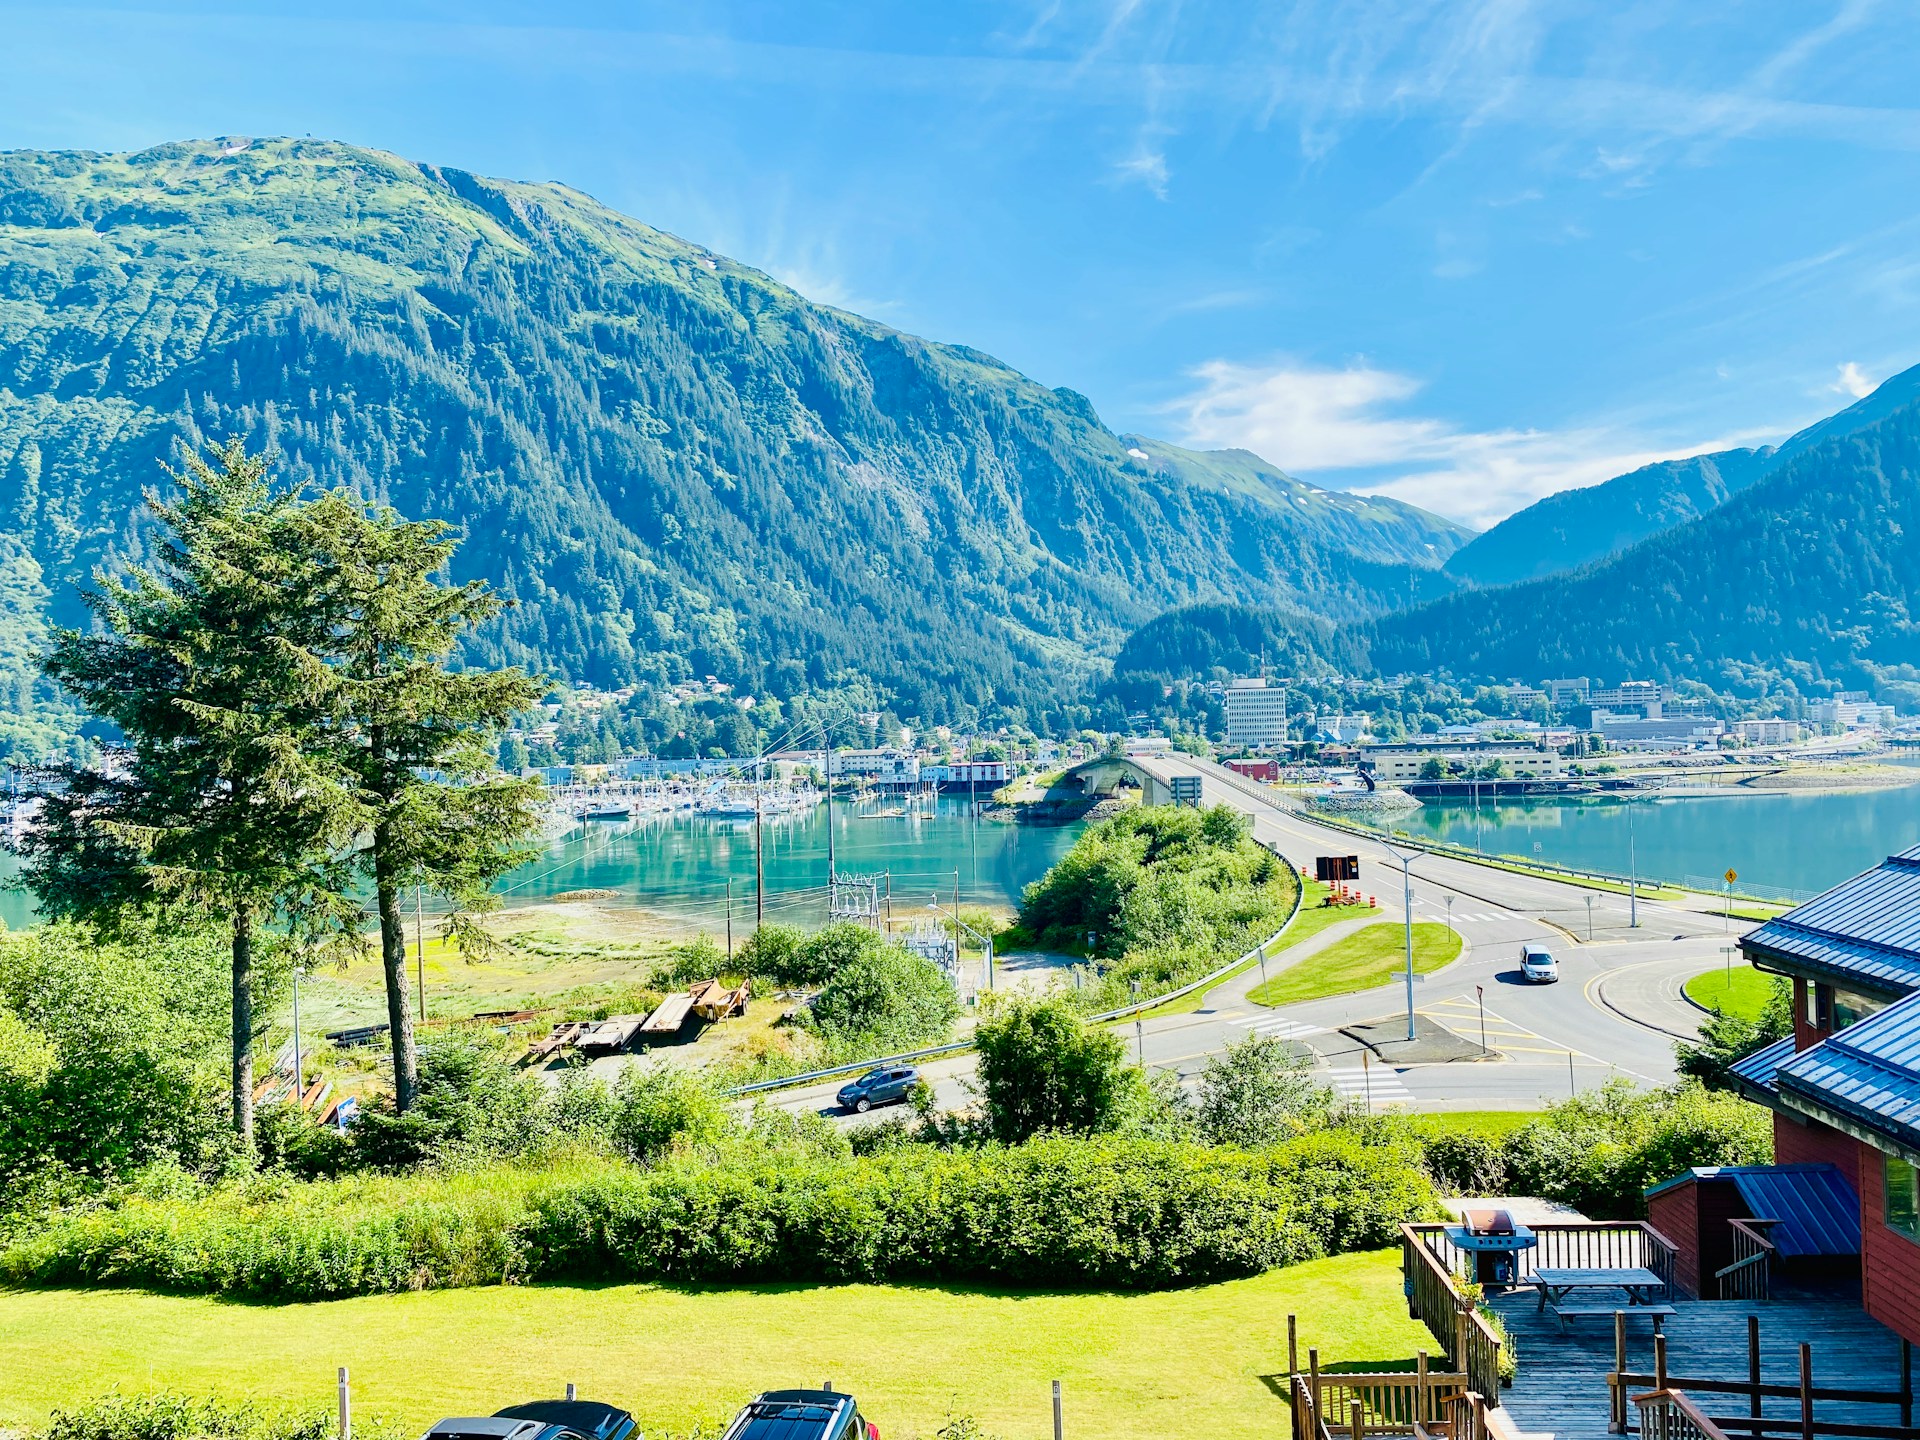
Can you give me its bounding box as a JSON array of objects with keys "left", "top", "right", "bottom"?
[
  {"left": 302, "top": 492, "right": 545, "bottom": 1110},
  {"left": 20, "top": 442, "right": 361, "bottom": 1148}
]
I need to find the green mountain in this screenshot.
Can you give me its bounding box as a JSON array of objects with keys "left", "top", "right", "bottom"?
[
  {"left": 1359, "top": 391, "right": 1920, "bottom": 694},
  {"left": 1443, "top": 448, "right": 1775, "bottom": 588},
  {"left": 1445, "top": 364, "right": 1920, "bottom": 589},
  {"left": 0, "top": 137, "right": 1469, "bottom": 756}
]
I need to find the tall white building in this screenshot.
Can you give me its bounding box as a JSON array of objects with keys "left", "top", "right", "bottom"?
[{"left": 1225, "top": 679, "right": 1288, "bottom": 749}]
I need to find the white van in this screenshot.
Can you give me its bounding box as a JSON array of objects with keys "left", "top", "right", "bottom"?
[{"left": 1520, "top": 944, "right": 1560, "bottom": 984}]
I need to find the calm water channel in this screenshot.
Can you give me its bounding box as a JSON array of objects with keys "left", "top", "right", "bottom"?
[
  {"left": 1385, "top": 771, "right": 1920, "bottom": 900},
  {"left": 490, "top": 794, "right": 1082, "bottom": 929},
  {"left": 6, "top": 776, "right": 1919, "bottom": 929}
]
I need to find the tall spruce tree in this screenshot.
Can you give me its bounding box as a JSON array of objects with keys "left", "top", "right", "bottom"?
[
  {"left": 22, "top": 442, "right": 362, "bottom": 1148},
  {"left": 301, "top": 492, "right": 544, "bottom": 1111}
]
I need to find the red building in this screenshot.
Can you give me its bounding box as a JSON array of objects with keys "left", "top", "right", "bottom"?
[
  {"left": 1720, "top": 845, "right": 1920, "bottom": 1344},
  {"left": 1223, "top": 758, "right": 1280, "bottom": 782}
]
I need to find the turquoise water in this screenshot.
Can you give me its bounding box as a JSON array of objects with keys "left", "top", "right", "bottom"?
[
  {"left": 8, "top": 775, "right": 1919, "bottom": 929},
  {"left": 0, "top": 794, "right": 1076, "bottom": 932},
  {"left": 492, "top": 795, "right": 1084, "bottom": 928},
  {"left": 1389, "top": 775, "right": 1920, "bottom": 900}
]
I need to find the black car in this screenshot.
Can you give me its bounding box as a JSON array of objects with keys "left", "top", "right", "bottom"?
[
  {"left": 835, "top": 1065, "right": 919, "bottom": 1113},
  {"left": 422, "top": 1401, "right": 638, "bottom": 1440},
  {"left": 720, "top": 1390, "right": 877, "bottom": 1440}
]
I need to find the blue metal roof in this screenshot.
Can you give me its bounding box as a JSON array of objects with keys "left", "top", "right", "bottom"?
[
  {"left": 1642, "top": 1164, "right": 1861, "bottom": 1256},
  {"left": 1777, "top": 989, "right": 1920, "bottom": 1152},
  {"left": 1743, "top": 846, "right": 1920, "bottom": 994},
  {"left": 1728, "top": 1033, "right": 1796, "bottom": 1095},
  {"left": 1728, "top": 1165, "right": 1861, "bottom": 1256}
]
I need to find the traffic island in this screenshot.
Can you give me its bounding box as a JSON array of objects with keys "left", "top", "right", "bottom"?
[{"left": 1340, "top": 1012, "right": 1489, "bottom": 1063}]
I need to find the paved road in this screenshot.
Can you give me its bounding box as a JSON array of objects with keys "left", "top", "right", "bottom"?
[{"left": 768, "top": 753, "right": 1743, "bottom": 1124}]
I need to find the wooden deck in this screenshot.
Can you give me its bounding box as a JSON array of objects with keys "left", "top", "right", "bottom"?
[{"left": 1490, "top": 1283, "right": 1913, "bottom": 1440}]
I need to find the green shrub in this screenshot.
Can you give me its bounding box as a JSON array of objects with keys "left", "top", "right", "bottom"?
[
  {"left": 1015, "top": 805, "right": 1298, "bottom": 1011},
  {"left": 2, "top": 1133, "right": 1439, "bottom": 1298},
  {"left": 351, "top": 1034, "right": 550, "bottom": 1170},
  {"left": 1503, "top": 1080, "right": 1772, "bottom": 1217},
  {"left": 40, "top": 1394, "right": 338, "bottom": 1440},
  {"left": 804, "top": 940, "right": 960, "bottom": 1053},
  {"left": 974, "top": 997, "right": 1137, "bottom": 1143}
]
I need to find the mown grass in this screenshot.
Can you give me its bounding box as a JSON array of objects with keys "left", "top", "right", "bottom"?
[
  {"left": 1248, "top": 923, "right": 1463, "bottom": 1009},
  {"left": 1684, "top": 962, "right": 1778, "bottom": 1022},
  {"left": 1134, "top": 881, "right": 1377, "bottom": 1019},
  {"left": 0, "top": 1252, "right": 1427, "bottom": 1440}
]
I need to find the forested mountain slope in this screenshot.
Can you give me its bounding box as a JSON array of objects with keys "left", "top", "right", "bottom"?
[
  {"left": 1443, "top": 448, "right": 1774, "bottom": 588},
  {"left": 1445, "top": 364, "right": 1920, "bottom": 588},
  {"left": 0, "top": 137, "right": 1468, "bottom": 756},
  {"left": 1360, "top": 395, "right": 1920, "bottom": 692}
]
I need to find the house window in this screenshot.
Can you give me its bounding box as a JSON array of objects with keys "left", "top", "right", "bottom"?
[
  {"left": 1832, "top": 987, "right": 1888, "bottom": 1031},
  {"left": 1889, "top": 1156, "right": 1920, "bottom": 1241}
]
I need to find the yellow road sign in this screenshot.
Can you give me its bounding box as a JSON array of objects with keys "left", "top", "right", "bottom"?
[{"left": 1724, "top": 868, "right": 1738, "bottom": 884}]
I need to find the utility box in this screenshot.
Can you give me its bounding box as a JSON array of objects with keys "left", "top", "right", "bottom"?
[
  {"left": 1316, "top": 855, "right": 1360, "bottom": 882},
  {"left": 1170, "top": 775, "right": 1203, "bottom": 806}
]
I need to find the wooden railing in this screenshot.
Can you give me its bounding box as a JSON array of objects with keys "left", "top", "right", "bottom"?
[
  {"left": 1611, "top": 1329, "right": 1917, "bottom": 1439},
  {"left": 1715, "top": 1219, "right": 1779, "bottom": 1302},
  {"left": 1294, "top": 1374, "right": 1332, "bottom": 1440},
  {"left": 1401, "top": 1226, "right": 1506, "bottom": 1406},
  {"left": 1636, "top": 1390, "right": 1734, "bottom": 1440},
  {"left": 1416, "top": 1219, "right": 1678, "bottom": 1293}
]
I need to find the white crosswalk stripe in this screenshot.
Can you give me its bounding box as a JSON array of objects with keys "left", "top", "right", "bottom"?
[
  {"left": 1326, "top": 1065, "right": 1414, "bottom": 1106},
  {"left": 1226, "top": 1015, "right": 1328, "bottom": 1042}
]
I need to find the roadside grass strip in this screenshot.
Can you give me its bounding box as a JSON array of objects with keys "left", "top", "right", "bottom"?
[
  {"left": 1683, "top": 961, "right": 1780, "bottom": 1022},
  {"left": 0, "top": 1253, "right": 1431, "bottom": 1440},
  {"left": 1248, "top": 922, "right": 1463, "bottom": 1009}
]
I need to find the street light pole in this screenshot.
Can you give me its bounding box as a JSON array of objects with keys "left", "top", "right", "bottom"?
[
  {"left": 1586, "top": 892, "right": 1595, "bottom": 942},
  {"left": 1383, "top": 842, "right": 1420, "bottom": 1042},
  {"left": 1627, "top": 803, "right": 1639, "bottom": 929}
]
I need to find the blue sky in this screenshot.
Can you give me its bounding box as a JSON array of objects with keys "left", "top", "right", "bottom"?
[{"left": 5, "top": 2, "right": 1920, "bottom": 527}]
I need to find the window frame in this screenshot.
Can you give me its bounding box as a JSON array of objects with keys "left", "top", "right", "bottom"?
[{"left": 1887, "top": 1154, "right": 1920, "bottom": 1242}]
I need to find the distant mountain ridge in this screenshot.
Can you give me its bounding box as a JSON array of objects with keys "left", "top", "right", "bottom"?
[
  {"left": 1445, "top": 363, "right": 1920, "bottom": 588},
  {"left": 1359, "top": 381, "right": 1920, "bottom": 693},
  {"left": 0, "top": 136, "right": 1468, "bottom": 757}
]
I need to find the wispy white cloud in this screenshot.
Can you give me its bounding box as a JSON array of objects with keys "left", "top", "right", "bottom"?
[
  {"left": 1114, "top": 136, "right": 1171, "bottom": 198},
  {"left": 1160, "top": 357, "right": 1772, "bottom": 527},
  {"left": 1831, "top": 361, "right": 1875, "bottom": 398}
]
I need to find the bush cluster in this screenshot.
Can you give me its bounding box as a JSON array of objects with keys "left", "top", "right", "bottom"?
[
  {"left": 0, "top": 1130, "right": 1439, "bottom": 1299},
  {"left": 1015, "top": 805, "right": 1298, "bottom": 1010},
  {"left": 1408, "top": 1081, "right": 1772, "bottom": 1217}
]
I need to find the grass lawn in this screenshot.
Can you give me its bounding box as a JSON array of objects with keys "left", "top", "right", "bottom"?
[
  {"left": 1137, "top": 881, "right": 1377, "bottom": 1019},
  {"left": 1248, "top": 922, "right": 1462, "bottom": 1009},
  {"left": 0, "top": 1253, "right": 1428, "bottom": 1440},
  {"left": 1684, "top": 961, "right": 1781, "bottom": 1022}
]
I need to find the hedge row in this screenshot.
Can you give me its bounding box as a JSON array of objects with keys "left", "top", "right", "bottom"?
[{"left": 0, "top": 1133, "right": 1437, "bottom": 1299}]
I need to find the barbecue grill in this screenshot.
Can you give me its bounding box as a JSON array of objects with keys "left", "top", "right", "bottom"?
[{"left": 1443, "top": 1207, "right": 1537, "bottom": 1288}]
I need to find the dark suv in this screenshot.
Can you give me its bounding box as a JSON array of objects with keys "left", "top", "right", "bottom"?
[
  {"left": 835, "top": 1066, "right": 919, "bottom": 1113},
  {"left": 720, "top": 1390, "right": 877, "bottom": 1440},
  {"left": 423, "top": 1401, "right": 638, "bottom": 1440}
]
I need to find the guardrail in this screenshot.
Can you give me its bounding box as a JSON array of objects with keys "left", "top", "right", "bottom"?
[
  {"left": 1288, "top": 791, "right": 1802, "bottom": 906},
  {"left": 722, "top": 844, "right": 1305, "bottom": 1097}
]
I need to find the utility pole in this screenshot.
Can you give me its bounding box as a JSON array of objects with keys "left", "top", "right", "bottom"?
[
  {"left": 291, "top": 966, "right": 305, "bottom": 1095},
  {"left": 1384, "top": 842, "right": 1419, "bottom": 1042},
  {"left": 824, "top": 724, "right": 836, "bottom": 882},
  {"left": 754, "top": 754, "right": 765, "bottom": 930},
  {"left": 726, "top": 878, "right": 733, "bottom": 959},
  {"left": 1628, "top": 802, "right": 1639, "bottom": 929},
  {"left": 413, "top": 885, "right": 426, "bottom": 1024}
]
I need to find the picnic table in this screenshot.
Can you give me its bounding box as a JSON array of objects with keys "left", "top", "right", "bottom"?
[{"left": 1533, "top": 1266, "right": 1675, "bottom": 1334}]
